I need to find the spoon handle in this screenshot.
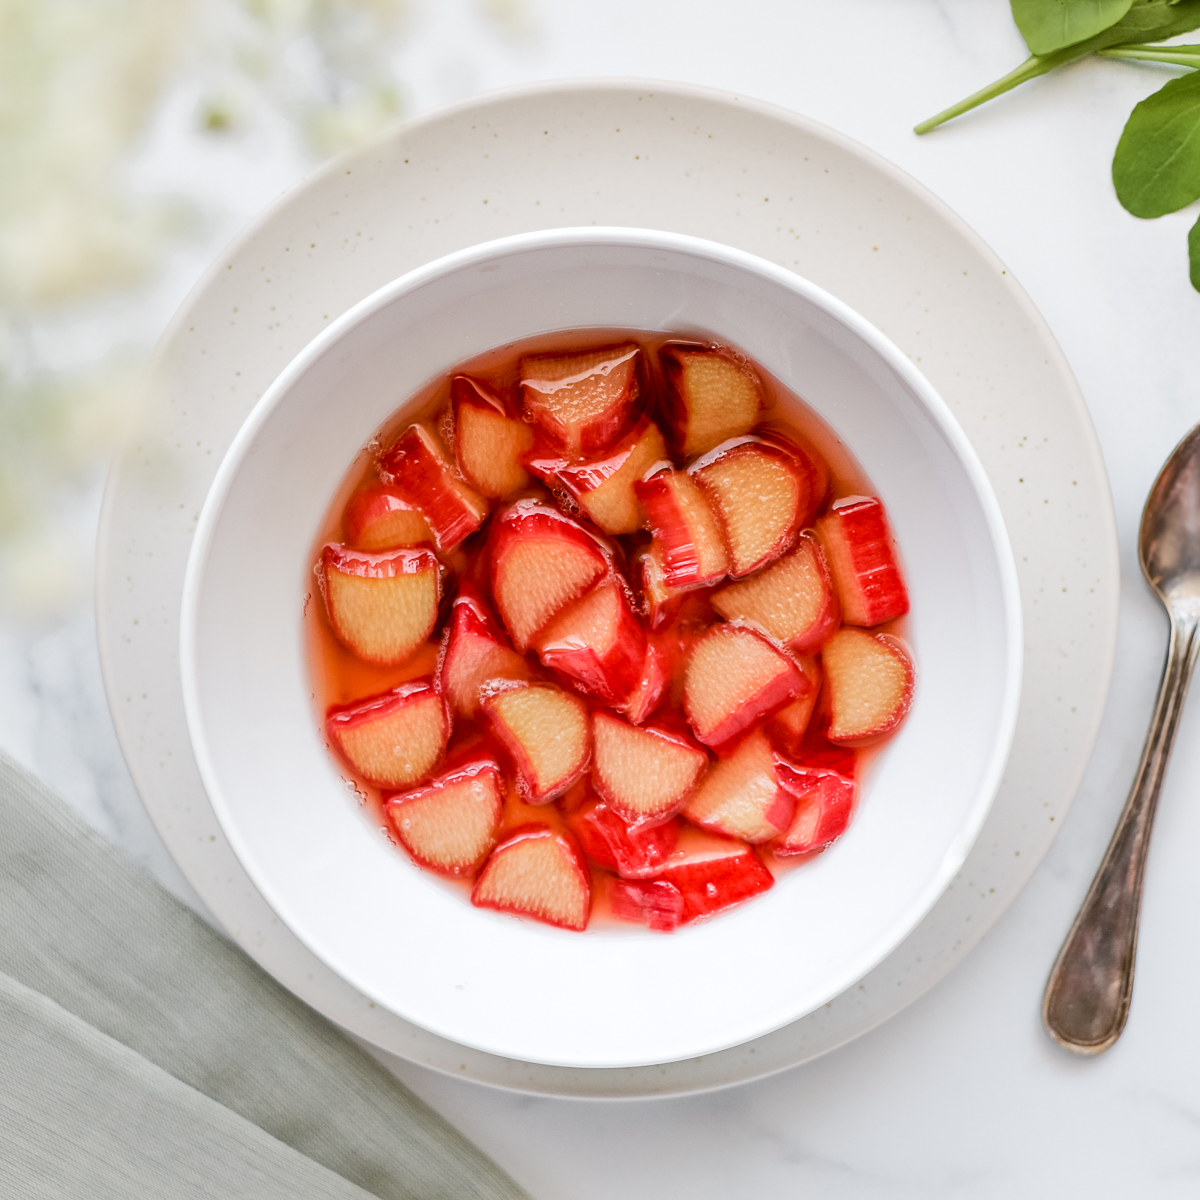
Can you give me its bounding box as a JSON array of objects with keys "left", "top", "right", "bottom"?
[{"left": 1043, "top": 609, "right": 1200, "bottom": 1054}]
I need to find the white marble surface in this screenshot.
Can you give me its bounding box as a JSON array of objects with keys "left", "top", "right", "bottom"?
[{"left": 4, "top": 1, "right": 1200, "bottom": 1195}]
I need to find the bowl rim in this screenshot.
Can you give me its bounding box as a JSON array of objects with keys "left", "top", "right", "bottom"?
[{"left": 180, "top": 224, "right": 1023, "bottom": 1066}]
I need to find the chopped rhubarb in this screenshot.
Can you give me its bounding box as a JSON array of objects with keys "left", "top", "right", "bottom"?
[
  {"left": 311, "top": 330, "right": 917, "bottom": 933},
  {"left": 690, "top": 436, "right": 819, "bottom": 578},
  {"left": 326, "top": 678, "right": 449, "bottom": 789},
  {"left": 659, "top": 343, "right": 764, "bottom": 457},
  {"left": 343, "top": 483, "right": 434, "bottom": 550},
  {"left": 591, "top": 711, "right": 707, "bottom": 825},
  {"left": 816, "top": 497, "right": 909, "bottom": 627},
  {"left": 378, "top": 423, "right": 489, "bottom": 552},
  {"left": 822, "top": 628, "right": 914, "bottom": 742},
  {"left": 451, "top": 375, "right": 534, "bottom": 498},
  {"left": 472, "top": 824, "right": 591, "bottom": 930},
  {"left": 519, "top": 343, "right": 641, "bottom": 457},
  {"left": 712, "top": 533, "right": 839, "bottom": 651},
  {"left": 764, "top": 657, "right": 822, "bottom": 756},
  {"left": 683, "top": 624, "right": 807, "bottom": 750},
  {"left": 384, "top": 752, "right": 503, "bottom": 875},
  {"left": 532, "top": 577, "right": 647, "bottom": 708},
  {"left": 568, "top": 798, "right": 680, "bottom": 879},
  {"left": 683, "top": 731, "right": 796, "bottom": 844},
  {"left": 610, "top": 878, "right": 686, "bottom": 932},
  {"left": 634, "top": 468, "right": 728, "bottom": 588},
  {"left": 773, "top": 747, "right": 856, "bottom": 856},
  {"left": 488, "top": 499, "right": 609, "bottom": 651},
  {"left": 621, "top": 634, "right": 670, "bottom": 725},
  {"left": 482, "top": 681, "right": 591, "bottom": 803},
  {"left": 527, "top": 417, "right": 667, "bottom": 535},
  {"left": 637, "top": 542, "right": 686, "bottom": 630},
  {"left": 318, "top": 543, "right": 440, "bottom": 666},
  {"left": 438, "top": 589, "right": 531, "bottom": 717},
  {"left": 655, "top": 828, "right": 774, "bottom": 924}
]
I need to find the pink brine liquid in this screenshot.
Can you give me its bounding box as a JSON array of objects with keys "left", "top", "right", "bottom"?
[{"left": 305, "top": 328, "right": 914, "bottom": 933}]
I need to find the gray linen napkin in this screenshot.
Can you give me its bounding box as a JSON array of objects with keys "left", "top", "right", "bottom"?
[{"left": 0, "top": 751, "right": 530, "bottom": 1200}]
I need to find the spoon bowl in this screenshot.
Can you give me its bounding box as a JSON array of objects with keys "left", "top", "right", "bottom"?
[{"left": 1141, "top": 424, "right": 1200, "bottom": 608}]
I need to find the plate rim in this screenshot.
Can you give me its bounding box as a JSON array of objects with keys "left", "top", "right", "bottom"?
[{"left": 96, "top": 76, "right": 1118, "bottom": 1096}]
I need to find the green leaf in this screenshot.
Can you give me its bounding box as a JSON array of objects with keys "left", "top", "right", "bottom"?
[
  {"left": 1012, "top": 0, "right": 1132, "bottom": 55},
  {"left": 1100, "top": 41, "right": 1200, "bottom": 65},
  {"left": 1113, "top": 69, "right": 1200, "bottom": 215},
  {"left": 1189, "top": 212, "right": 1200, "bottom": 290},
  {"left": 916, "top": 0, "right": 1200, "bottom": 133}
]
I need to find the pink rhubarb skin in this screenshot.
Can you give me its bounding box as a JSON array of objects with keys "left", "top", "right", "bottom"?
[
  {"left": 487, "top": 499, "right": 610, "bottom": 652},
  {"left": 611, "top": 829, "right": 773, "bottom": 929},
  {"left": 822, "top": 628, "right": 914, "bottom": 743},
  {"left": 318, "top": 543, "right": 441, "bottom": 667},
  {"left": 378, "top": 422, "right": 489, "bottom": 552},
  {"left": 326, "top": 678, "right": 450, "bottom": 790},
  {"left": 437, "top": 587, "right": 531, "bottom": 718},
  {"left": 532, "top": 576, "right": 648, "bottom": 709},
  {"left": 342, "top": 484, "right": 434, "bottom": 551},
  {"left": 815, "top": 496, "right": 909, "bottom": 627},
  {"left": 518, "top": 343, "right": 643, "bottom": 458},
  {"left": 688, "top": 435, "right": 825, "bottom": 579},
  {"left": 525, "top": 417, "right": 667, "bottom": 535},
  {"left": 471, "top": 824, "right": 592, "bottom": 931},
  {"left": 634, "top": 467, "right": 729, "bottom": 589},
  {"left": 773, "top": 747, "right": 857, "bottom": 856},
  {"left": 383, "top": 750, "right": 504, "bottom": 876},
  {"left": 567, "top": 798, "right": 681, "bottom": 880},
  {"left": 451, "top": 374, "right": 534, "bottom": 498},
  {"left": 683, "top": 623, "right": 808, "bottom": 751}
]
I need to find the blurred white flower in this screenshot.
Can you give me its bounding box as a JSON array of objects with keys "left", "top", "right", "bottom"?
[{"left": 0, "top": 0, "right": 447, "bottom": 621}]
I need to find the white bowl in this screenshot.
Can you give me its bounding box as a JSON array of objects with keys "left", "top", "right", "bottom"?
[{"left": 181, "top": 227, "right": 1021, "bottom": 1069}]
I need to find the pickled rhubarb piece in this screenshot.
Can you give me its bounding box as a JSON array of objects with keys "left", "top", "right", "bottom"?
[
  {"left": 483, "top": 681, "right": 591, "bottom": 803},
  {"left": 326, "top": 679, "right": 449, "bottom": 789},
  {"left": 822, "top": 627, "right": 914, "bottom": 742},
  {"left": 378, "top": 423, "right": 489, "bottom": 552},
  {"left": 690, "top": 437, "right": 819, "bottom": 578},
  {"left": 519, "top": 343, "right": 641, "bottom": 457},
  {"left": 568, "top": 799, "right": 680, "bottom": 879},
  {"left": 384, "top": 754, "right": 503, "bottom": 876},
  {"left": 712, "top": 534, "right": 839, "bottom": 652},
  {"left": 592, "top": 711, "right": 707, "bottom": 825},
  {"left": 343, "top": 484, "right": 434, "bottom": 550},
  {"left": 634, "top": 468, "right": 728, "bottom": 588},
  {"left": 451, "top": 375, "right": 533, "bottom": 498},
  {"left": 472, "top": 825, "right": 591, "bottom": 930},
  {"left": 773, "top": 747, "right": 856, "bottom": 856},
  {"left": 527, "top": 418, "right": 668, "bottom": 535},
  {"left": 683, "top": 730, "right": 795, "bottom": 844},
  {"left": 489, "top": 499, "right": 609, "bottom": 651},
  {"left": 657, "top": 828, "right": 774, "bottom": 924},
  {"left": 764, "top": 657, "right": 822, "bottom": 756},
  {"left": 816, "top": 497, "right": 909, "bottom": 627},
  {"left": 610, "top": 878, "right": 685, "bottom": 932},
  {"left": 637, "top": 542, "right": 685, "bottom": 630},
  {"left": 532, "top": 577, "right": 647, "bottom": 707},
  {"left": 659, "top": 343, "right": 764, "bottom": 457},
  {"left": 318, "top": 544, "right": 440, "bottom": 666},
  {"left": 438, "top": 589, "right": 531, "bottom": 717},
  {"left": 621, "top": 634, "right": 670, "bottom": 725},
  {"left": 684, "top": 624, "right": 807, "bottom": 750}
]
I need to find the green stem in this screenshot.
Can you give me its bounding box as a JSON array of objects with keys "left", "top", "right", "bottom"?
[
  {"left": 1098, "top": 43, "right": 1200, "bottom": 67},
  {"left": 914, "top": 56, "right": 1052, "bottom": 134},
  {"left": 914, "top": 0, "right": 1200, "bottom": 134}
]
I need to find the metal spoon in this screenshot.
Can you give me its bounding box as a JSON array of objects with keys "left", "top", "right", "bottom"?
[{"left": 1043, "top": 423, "right": 1200, "bottom": 1054}]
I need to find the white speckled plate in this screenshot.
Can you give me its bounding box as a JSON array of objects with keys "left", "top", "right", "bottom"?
[{"left": 96, "top": 79, "right": 1118, "bottom": 1097}]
